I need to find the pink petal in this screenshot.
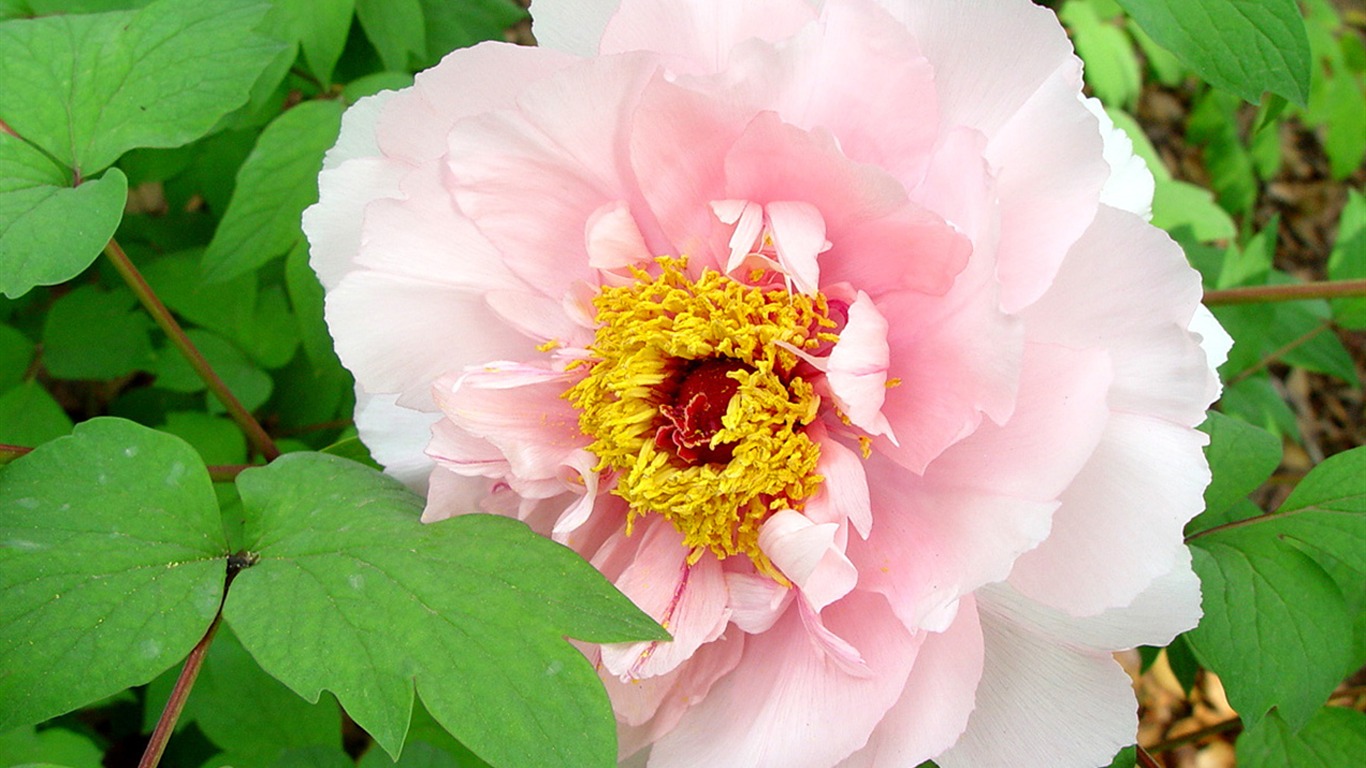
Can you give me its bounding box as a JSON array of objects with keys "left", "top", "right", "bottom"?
[
  {"left": 1022, "top": 206, "right": 1214, "bottom": 426},
  {"left": 839, "top": 595, "right": 984, "bottom": 768},
  {"left": 648, "top": 591, "right": 923, "bottom": 768},
  {"left": 325, "top": 271, "right": 534, "bottom": 410},
  {"left": 725, "top": 571, "right": 794, "bottom": 634},
  {"left": 308, "top": 161, "right": 405, "bottom": 291},
  {"left": 935, "top": 594, "right": 1140, "bottom": 768},
  {"left": 614, "top": 631, "right": 746, "bottom": 758},
  {"left": 600, "top": 0, "right": 817, "bottom": 74},
  {"left": 600, "top": 518, "right": 731, "bottom": 679},
  {"left": 806, "top": 432, "right": 872, "bottom": 538},
  {"left": 586, "top": 200, "right": 655, "bottom": 270},
  {"left": 485, "top": 289, "right": 593, "bottom": 347},
  {"left": 825, "top": 291, "right": 893, "bottom": 439},
  {"left": 758, "top": 510, "right": 857, "bottom": 612},
  {"left": 906, "top": 126, "right": 993, "bottom": 250},
  {"left": 529, "top": 0, "right": 618, "bottom": 57},
  {"left": 353, "top": 391, "right": 441, "bottom": 493},
  {"left": 717, "top": 199, "right": 765, "bottom": 274},
  {"left": 765, "top": 200, "right": 826, "bottom": 294},
  {"left": 1007, "top": 414, "right": 1210, "bottom": 616},
  {"left": 446, "top": 53, "right": 667, "bottom": 296}
]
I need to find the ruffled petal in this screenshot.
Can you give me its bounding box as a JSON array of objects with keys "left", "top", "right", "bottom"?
[
  {"left": 353, "top": 391, "right": 440, "bottom": 492},
  {"left": 759, "top": 510, "right": 857, "bottom": 612},
  {"left": 825, "top": 291, "right": 893, "bottom": 439},
  {"left": 601, "top": 0, "right": 817, "bottom": 74},
  {"left": 935, "top": 594, "right": 1138, "bottom": 768},
  {"left": 648, "top": 591, "right": 922, "bottom": 768}
]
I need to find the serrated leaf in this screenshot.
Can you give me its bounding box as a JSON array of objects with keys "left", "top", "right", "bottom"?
[
  {"left": 1237, "top": 707, "right": 1366, "bottom": 768},
  {"left": 1270, "top": 446, "right": 1366, "bottom": 571},
  {"left": 1193, "top": 411, "right": 1281, "bottom": 526},
  {"left": 201, "top": 100, "right": 344, "bottom": 283},
  {"left": 1186, "top": 526, "right": 1352, "bottom": 729},
  {"left": 0, "top": 418, "right": 226, "bottom": 730},
  {"left": 1328, "top": 190, "right": 1366, "bottom": 329},
  {"left": 0, "top": 133, "right": 125, "bottom": 299},
  {"left": 356, "top": 0, "right": 426, "bottom": 71},
  {"left": 1115, "top": 0, "right": 1311, "bottom": 105},
  {"left": 223, "top": 453, "right": 666, "bottom": 766},
  {"left": 0, "top": 0, "right": 281, "bottom": 175},
  {"left": 41, "top": 285, "right": 154, "bottom": 380},
  {"left": 0, "top": 381, "right": 73, "bottom": 446}
]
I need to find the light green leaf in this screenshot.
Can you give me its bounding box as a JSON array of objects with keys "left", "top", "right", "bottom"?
[
  {"left": 0, "top": 381, "right": 73, "bottom": 446},
  {"left": 1272, "top": 446, "right": 1366, "bottom": 572},
  {"left": 201, "top": 100, "right": 344, "bottom": 283},
  {"left": 1193, "top": 411, "right": 1281, "bottom": 526},
  {"left": 1115, "top": 0, "right": 1311, "bottom": 104},
  {"left": 0, "top": 133, "right": 125, "bottom": 299},
  {"left": 1061, "top": 0, "right": 1141, "bottom": 108},
  {"left": 1151, "top": 179, "right": 1236, "bottom": 242},
  {"left": 224, "top": 453, "right": 666, "bottom": 765},
  {"left": 0, "top": 0, "right": 281, "bottom": 174},
  {"left": 41, "top": 284, "right": 154, "bottom": 380},
  {"left": 1327, "top": 190, "right": 1366, "bottom": 329},
  {"left": 0, "top": 418, "right": 226, "bottom": 730},
  {"left": 1323, "top": 72, "right": 1366, "bottom": 179},
  {"left": 1186, "top": 90, "right": 1256, "bottom": 215},
  {"left": 273, "top": 747, "right": 355, "bottom": 768},
  {"left": 356, "top": 0, "right": 425, "bottom": 71},
  {"left": 1186, "top": 526, "right": 1352, "bottom": 730},
  {"left": 1237, "top": 707, "right": 1366, "bottom": 768}
]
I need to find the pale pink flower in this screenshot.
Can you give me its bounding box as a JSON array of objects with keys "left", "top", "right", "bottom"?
[{"left": 304, "top": 1, "right": 1231, "bottom": 765}]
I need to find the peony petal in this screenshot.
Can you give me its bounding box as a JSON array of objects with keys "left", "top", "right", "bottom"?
[
  {"left": 600, "top": 518, "right": 731, "bottom": 679},
  {"left": 446, "top": 53, "right": 667, "bottom": 296},
  {"left": 825, "top": 291, "right": 893, "bottom": 439},
  {"left": 1084, "top": 96, "right": 1155, "bottom": 219},
  {"left": 725, "top": 571, "right": 794, "bottom": 634},
  {"left": 614, "top": 631, "right": 745, "bottom": 759},
  {"left": 649, "top": 591, "right": 922, "bottom": 768},
  {"left": 529, "top": 0, "right": 620, "bottom": 56},
  {"left": 765, "top": 200, "right": 826, "bottom": 295},
  {"left": 600, "top": 0, "right": 817, "bottom": 74},
  {"left": 758, "top": 510, "right": 858, "bottom": 612},
  {"left": 586, "top": 199, "right": 655, "bottom": 270},
  {"left": 1006, "top": 414, "right": 1210, "bottom": 616},
  {"left": 353, "top": 391, "right": 440, "bottom": 493},
  {"left": 807, "top": 432, "right": 872, "bottom": 538},
  {"left": 839, "top": 595, "right": 983, "bottom": 768},
  {"left": 935, "top": 595, "right": 1138, "bottom": 768},
  {"left": 325, "top": 271, "right": 534, "bottom": 410}
]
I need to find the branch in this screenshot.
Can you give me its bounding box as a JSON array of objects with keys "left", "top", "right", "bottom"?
[
  {"left": 1204, "top": 278, "right": 1366, "bottom": 306},
  {"left": 102, "top": 239, "right": 280, "bottom": 460}
]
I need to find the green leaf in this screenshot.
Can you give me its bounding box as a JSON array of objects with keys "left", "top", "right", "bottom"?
[
  {"left": 270, "top": 0, "right": 356, "bottom": 85},
  {"left": 1271, "top": 446, "right": 1366, "bottom": 572},
  {"left": 1193, "top": 411, "right": 1281, "bottom": 525},
  {"left": 41, "top": 285, "right": 154, "bottom": 380},
  {"left": 147, "top": 624, "right": 342, "bottom": 763},
  {"left": 0, "top": 0, "right": 282, "bottom": 175},
  {"left": 1060, "top": 0, "right": 1141, "bottom": 109},
  {"left": 418, "top": 0, "right": 525, "bottom": 67},
  {"left": 1218, "top": 374, "right": 1300, "bottom": 440},
  {"left": 1115, "top": 0, "right": 1311, "bottom": 105},
  {"left": 1186, "top": 90, "right": 1256, "bottom": 215},
  {"left": 0, "top": 381, "right": 73, "bottom": 446},
  {"left": 344, "top": 72, "right": 417, "bottom": 104},
  {"left": 223, "top": 453, "right": 666, "bottom": 766},
  {"left": 1323, "top": 71, "right": 1366, "bottom": 179},
  {"left": 320, "top": 435, "right": 381, "bottom": 470},
  {"left": 201, "top": 100, "right": 344, "bottom": 283},
  {"left": 1327, "top": 190, "right": 1366, "bottom": 329},
  {"left": 1151, "top": 179, "right": 1236, "bottom": 242},
  {"left": 1237, "top": 707, "right": 1366, "bottom": 768},
  {"left": 0, "top": 133, "right": 126, "bottom": 299},
  {"left": 0, "top": 418, "right": 226, "bottom": 730},
  {"left": 151, "top": 329, "right": 273, "bottom": 412},
  {"left": 0, "top": 324, "right": 33, "bottom": 390},
  {"left": 161, "top": 412, "right": 248, "bottom": 466},
  {"left": 356, "top": 0, "right": 426, "bottom": 71},
  {"left": 1102, "top": 746, "right": 1136, "bottom": 768},
  {"left": 0, "top": 726, "right": 103, "bottom": 768},
  {"left": 1186, "top": 525, "right": 1352, "bottom": 729}
]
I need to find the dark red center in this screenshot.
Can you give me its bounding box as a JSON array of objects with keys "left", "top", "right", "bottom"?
[{"left": 655, "top": 358, "right": 752, "bottom": 465}]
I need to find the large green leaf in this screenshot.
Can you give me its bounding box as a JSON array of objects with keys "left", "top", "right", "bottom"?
[
  {"left": 0, "top": 0, "right": 280, "bottom": 175},
  {"left": 201, "top": 100, "right": 344, "bottom": 283},
  {"left": 1116, "top": 0, "right": 1310, "bottom": 105},
  {"left": 1270, "top": 446, "right": 1366, "bottom": 572},
  {"left": 269, "top": 0, "right": 356, "bottom": 85},
  {"left": 1237, "top": 707, "right": 1366, "bottom": 768},
  {"left": 0, "top": 418, "right": 226, "bottom": 730},
  {"left": 356, "top": 0, "right": 426, "bottom": 71},
  {"left": 40, "top": 284, "right": 155, "bottom": 380},
  {"left": 1328, "top": 190, "right": 1366, "bottom": 329},
  {"left": 1193, "top": 411, "right": 1281, "bottom": 528},
  {"left": 0, "top": 133, "right": 125, "bottom": 299},
  {"left": 0, "top": 381, "right": 72, "bottom": 446},
  {"left": 223, "top": 453, "right": 667, "bottom": 766},
  {"left": 418, "top": 0, "right": 526, "bottom": 68}
]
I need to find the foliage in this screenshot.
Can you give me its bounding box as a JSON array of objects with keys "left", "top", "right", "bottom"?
[{"left": 0, "top": 0, "right": 1363, "bottom": 766}]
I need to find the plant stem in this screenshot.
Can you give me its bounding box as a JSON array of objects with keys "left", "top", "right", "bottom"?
[
  {"left": 1146, "top": 716, "right": 1242, "bottom": 754},
  {"left": 0, "top": 443, "right": 32, "bottom": 464},
  {"left": 1135, "top": 746, "right": 1164, "bottom": 768},
  {"left": 103, "top": 239, "right": 280, "bottom": 461},
  {"left": 1204, "top": 278, "right": 1366, "bottom": 306},
  {"left": 137, "top": 612, "right": 222, "bottom": 768}
]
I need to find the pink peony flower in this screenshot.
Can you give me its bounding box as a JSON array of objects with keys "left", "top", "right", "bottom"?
[{"left": 304, "top": 1, "right": 1233, "bottom": 765}]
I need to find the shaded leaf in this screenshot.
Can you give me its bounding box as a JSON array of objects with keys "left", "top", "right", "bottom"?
[
  {"left": 1190, "top": 411, "right": 1281, "bottom": 531},
  {"left": 1237, "top": 707, "right": 1366, "bottom": 768},
  {"left": 41, "top": 285, "right": 154, "bottom": 380},
  {"left": 0, "top": 381, "right": 73, "bottom": 446},
  {"left": 0, "top": 418, "right": 226, "bottom": 730}
]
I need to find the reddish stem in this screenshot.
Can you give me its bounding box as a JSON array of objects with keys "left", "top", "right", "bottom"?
[{"left": 1204, "top": 278, "right": 1366, "bottom": 306}]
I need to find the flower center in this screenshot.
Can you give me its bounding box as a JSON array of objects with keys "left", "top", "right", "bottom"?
[{"left": 568, "top": 258, "right": 836, "bottom": 577}]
